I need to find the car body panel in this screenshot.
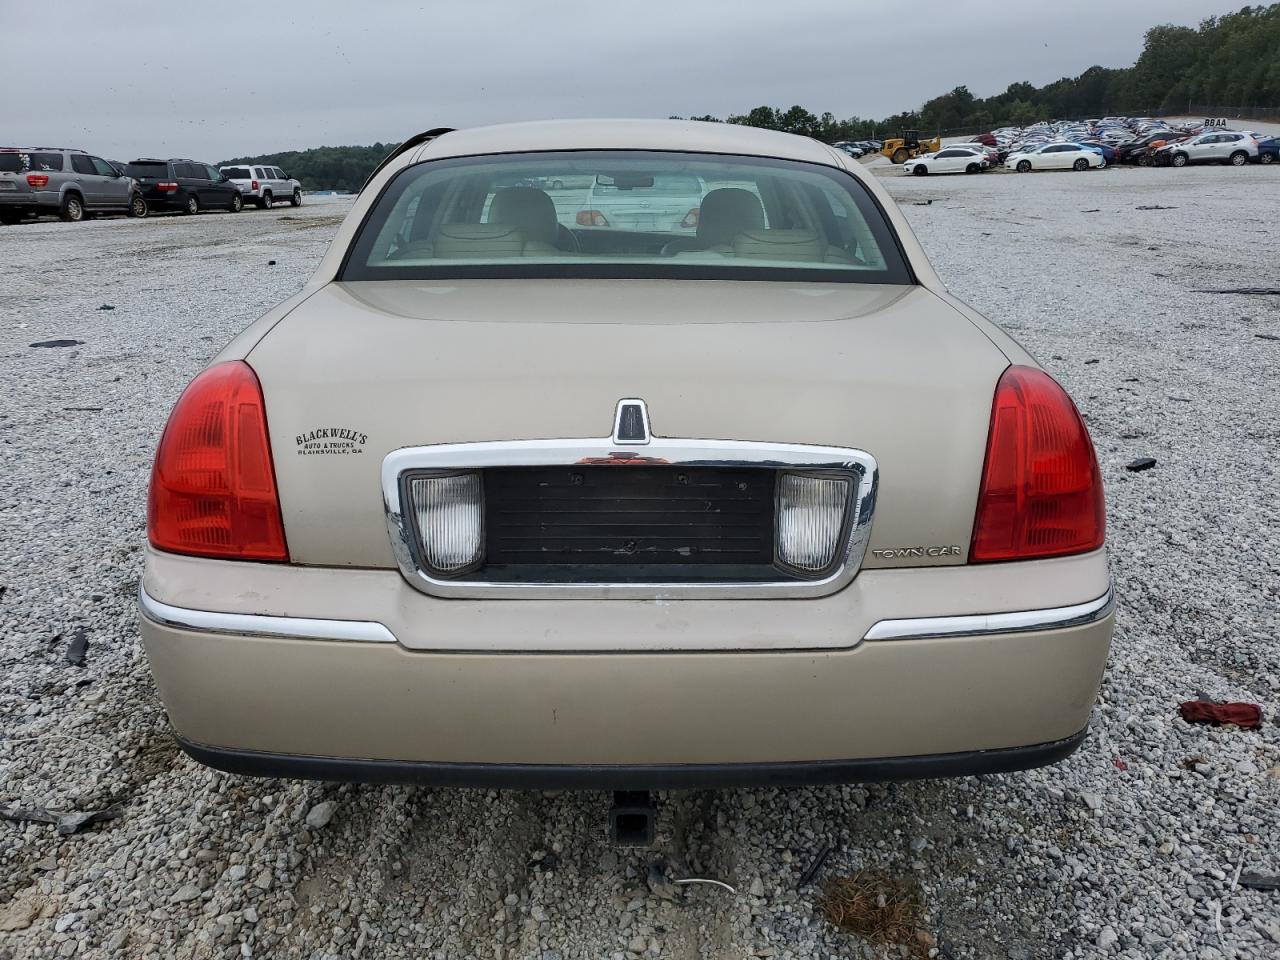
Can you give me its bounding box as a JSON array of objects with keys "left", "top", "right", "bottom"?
[{"left": 244, "top": 280, "right": 1010, "bottom": 570}]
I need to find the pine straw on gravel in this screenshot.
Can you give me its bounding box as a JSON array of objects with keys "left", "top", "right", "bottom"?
[{"left": 818, "top": 871, "right": 933, "bottom": 956}]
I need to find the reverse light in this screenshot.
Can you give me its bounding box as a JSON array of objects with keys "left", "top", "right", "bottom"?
[
  {"left": 970, "top": 365, "right": 1105, "bottom": 562},
  {"left": 575, "top": 209, "right": 610, "bottom": 227},
  {"left": 26, "top": 174, "right": 49, "bottom": 188},
  {"left": 148, "top": 361, "right": 288, "bottom": 561},
  {"left": 409, "top": 473, "right": 484, "bottom": 575},
  {"left": 776, "top": 474, "right": 850, "bottom": 575}
]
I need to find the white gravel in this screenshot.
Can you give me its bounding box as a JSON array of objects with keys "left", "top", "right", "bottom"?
[{"left": 1, "top": 170, "right": 1278, "bottom": 960}]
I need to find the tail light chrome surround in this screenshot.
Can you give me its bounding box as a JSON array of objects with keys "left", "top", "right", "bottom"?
[{"left": 383, "top": 434, "right": 877, "bottom": 600}]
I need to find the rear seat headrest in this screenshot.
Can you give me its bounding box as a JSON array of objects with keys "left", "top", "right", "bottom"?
[
  {"left": 732, "top": 229, "right": 826, "bottom": 262},
  {"left": 433, "top": 223, "right": 526, "bottom": 258},
  {"left": 696, "top": 188, "right": 765, "bottom": 248},
  {"left": 489, "top": 187, "right": 559, "bottom": 246}
]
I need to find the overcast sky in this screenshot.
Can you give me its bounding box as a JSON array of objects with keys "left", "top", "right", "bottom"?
[{"left": 9, "top": 0, "right": 1237, "bottom": 162}]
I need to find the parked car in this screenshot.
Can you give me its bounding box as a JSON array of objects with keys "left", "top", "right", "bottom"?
[
  {"left": 946, "top": 142, "right": 998, "bottom": 166},
  {"left": 576, "top": 172, "right": 707, "bottom": 232},
  {"left": 1005, "top": 143, "right": 1104, "bottom": 172},
  {"left": 1158, "top": 132, "right": 1259, "bottom": 167},
  {"left": 1258, "top": 137, "right": 1279, "bottom": 164},
  {"left": 219, "top": 163, "right": 302, "bottom": 209},
  {"left": 139, "top": 119, "right": 1112, "bottom": 809},
  {"left": 126, "top": 159, "right": 244, "bottom": 214},
  {"left": 0, "top": 147, "right": 147, "bottom": 223},
  {"left": 901, "top": 147, "right": 986, "bottom": 176}
]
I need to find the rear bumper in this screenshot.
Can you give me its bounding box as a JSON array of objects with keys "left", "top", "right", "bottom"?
[
  {"left": 138, "top": 551, "right": 1113, "bottom": 784},
  {"left": 175, "top": 728, "right": 1089, "bottom": 790}
]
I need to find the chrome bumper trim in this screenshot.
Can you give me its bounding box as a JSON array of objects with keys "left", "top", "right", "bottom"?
[
  {"left": 137, "top": 587, "right": 397, "bottom": 644},
  {"left": 863, "top": 587, "right": 1114, "bottom": 641},
  {"left": 382, "top": 437, "right": 878, "bottom": 600}
]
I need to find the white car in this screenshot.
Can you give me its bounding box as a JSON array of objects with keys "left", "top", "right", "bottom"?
[
  {"left": 901, "top": 147, "right": 986, "bottom": 176},
  {"left": 219, "top": 163, "right": 302, "bottom": 208},
  {"left": 1005, "top": 143, "right": 1103, "bottom": 173},
  {"left": 1162, "top": 132, "right": 1259, "bottom": 167}
]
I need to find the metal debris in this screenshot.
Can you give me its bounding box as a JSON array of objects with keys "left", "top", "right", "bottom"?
[
  {"left": 0, "top": 803, "right": 121, "bottom": 835},
  {"left": 65, "top": 627, "right": 89, "bottom": 666},
  {"left": 674, "top": 877, "right": 737, "bottom": 894},
  {"left": 1125, "top": 457, "right": 1157, "bottom": 472},
  {"left": 798, "top": 844, "right": 833, "bottom": 888},
  {"left": 1238, "top": 873, "right": 1280, "bottom": 892},
  {"left": 29, "top": 339, "right": 85, "bottom": 348}
]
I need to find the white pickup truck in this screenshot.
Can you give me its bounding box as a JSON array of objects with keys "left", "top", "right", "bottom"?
[{"left": 218, "top": 163, "right": 301, "bottom": 209}]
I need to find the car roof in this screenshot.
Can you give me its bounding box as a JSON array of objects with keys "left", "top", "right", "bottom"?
[{"left": 415, "top": 119, "right": 842, "bottom": 168}]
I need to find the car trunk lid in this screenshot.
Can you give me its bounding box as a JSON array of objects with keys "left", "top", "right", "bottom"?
[{"left": 246, "top": 279, "right": 1011, "bottom": 570}]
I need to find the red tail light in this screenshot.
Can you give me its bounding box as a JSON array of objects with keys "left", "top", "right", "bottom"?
[
  {"left": 680, "top": 207, "right": 700, "bottom": 229},
  {"left": 157, "top": 181, "right": 178, "bottom": 192},
  {"left": 148, "top": 361, "right": 288, "bottom": 561},
  {"left": 251, "top": 179, "right": 259, "bottom": 191},
  {"left": 970, "top": 365, "right": 1105, "bottom": 562},
  {"left": 575, "top": 209, "right": 609, "bottom": 227},
  {"left": 26, "top": 174, "right": 49, "bottom": 188}
]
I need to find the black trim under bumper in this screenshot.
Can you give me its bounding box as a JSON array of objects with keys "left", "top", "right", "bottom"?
[{"left": 176, "top": 728, "right": 1087, "bottom": 790}]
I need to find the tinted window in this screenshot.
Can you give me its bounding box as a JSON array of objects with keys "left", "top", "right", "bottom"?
[
  {"left": 91, "top": 157, "right": 117, "bottom": 177},
  {"left": 343, "top": 150, "right": 911, "bottom": 285},
  {"left": 177, "top": 163, "right": 204, "bottom": 179},
  {"left": 223, "top": 167, "right": 252, "bottom": 179},
  {"left": 126, "top": 162, "right": 170, "bottom": 179},
  {"left": 1, "top": 151, "right": 64, "bottom": 172},
  {"left": 254, "top": 167, "right": 267, "bottom": 178},
  {"left": 273, "top": 168, "right": 286, "bottom": 179},
  {"left": 71, "top": 154, "right": 96, "bottom": 175}
]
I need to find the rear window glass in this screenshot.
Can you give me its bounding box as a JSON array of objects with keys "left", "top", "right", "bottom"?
[
  {"left": 222, "top": 167, "right": 252, "bottom": 179},
  {"left": 343, "top": 150, "right": 910, "bottom": 284},
  {"left": 126, "top": 162, "right": 169, "bottom": 178},
  {"left": 0, "top": 151, "right": 63, "bottom": 172}
]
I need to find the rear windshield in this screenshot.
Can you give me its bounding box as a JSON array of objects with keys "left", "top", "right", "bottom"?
[
  {"left": 222, "top": 167, "right": 252, "bottom": 179},
  {"left": 0, "top": 151, "right": 63, "bottom": 173},
  {"left": 342, "top": 150, "right": 911, "bottom": 284},
  {"left": 126, "top": 162, "right": 169, "bottom": 179}
]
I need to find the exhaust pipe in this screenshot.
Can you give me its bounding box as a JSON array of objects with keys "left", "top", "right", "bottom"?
[{"left": 608, "top": 791, "right": 656, "bottom": 846}]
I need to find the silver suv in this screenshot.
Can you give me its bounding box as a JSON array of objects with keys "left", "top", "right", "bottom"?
[
  {"left": 0, "top": 147, "right": 147, "bottom": 223},
  {"left": 218, "top": 163, "right": 302, "bottom": 209}
]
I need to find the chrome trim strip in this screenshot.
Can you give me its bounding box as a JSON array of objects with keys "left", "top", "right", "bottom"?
[
  {"left": 382, "top": 437, "right": 878, "bottom": 599},
  {"left": 863, "top": 587, "right": 1114, "bottom": 641},
  {"left": 137, "top": 587, "right": 397, "bottom": 644}
]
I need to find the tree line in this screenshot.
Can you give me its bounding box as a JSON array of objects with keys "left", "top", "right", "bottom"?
[{"left": 225, "top": 5, "right": 1279, "bottom": 191}]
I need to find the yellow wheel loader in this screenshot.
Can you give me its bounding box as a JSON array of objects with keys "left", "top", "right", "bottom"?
[{"left": 880, "top": 130, "right": 943, "bottom": 164}]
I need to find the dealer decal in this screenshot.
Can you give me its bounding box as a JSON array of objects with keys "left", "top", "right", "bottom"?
[{"left": 296, "top": 426, "right": 368, "bottom": 456}]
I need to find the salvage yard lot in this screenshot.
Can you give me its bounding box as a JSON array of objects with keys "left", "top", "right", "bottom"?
[{"left": 1, "top": 170, "right": 1278, "bottom": 959}]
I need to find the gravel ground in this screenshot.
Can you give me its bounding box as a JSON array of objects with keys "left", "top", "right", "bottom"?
[{"left": 1, "top": 169, "right": 1278, "bottom": 960}]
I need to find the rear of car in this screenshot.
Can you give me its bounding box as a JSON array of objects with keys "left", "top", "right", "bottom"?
[
  {"left": 578, "top": 173, "right": 704, "bottom": 233},
  {"left": 219, "top": 164, "right": 260, "bottom": 201},
  {"left": 139, "top": 122, "right": 1112, "bottom": 788},
  {"left": 0, "top": 149, "right": 66, "bottom": 221},
  {"left": 127, "top": 160, "right": 184, "bottom": 211}
]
